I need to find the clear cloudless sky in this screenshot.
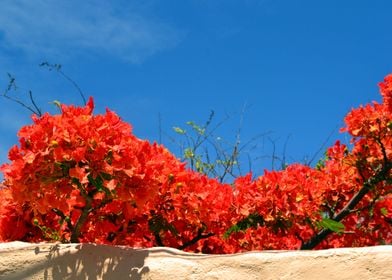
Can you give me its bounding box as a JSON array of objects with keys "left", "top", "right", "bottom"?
[{"left": 0, "top": 0, "right": 391, "bottom": 178}]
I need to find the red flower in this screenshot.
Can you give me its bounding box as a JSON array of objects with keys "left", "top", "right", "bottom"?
[{"left": 379, "top": 74, "right": 392, "bottom": 113}]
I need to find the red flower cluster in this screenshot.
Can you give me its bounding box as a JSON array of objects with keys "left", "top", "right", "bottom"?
[
  {"left": 0, "top": 75, "right": 391, "bottom": 253},
  {"left": 379, "top": 74, "right": 392, "bottom": 113},
  {"left": 0, "top": 97, "right": 233, "bottom": 250}
]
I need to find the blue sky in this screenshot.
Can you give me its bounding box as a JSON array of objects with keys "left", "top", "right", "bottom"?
[{"left": 0, "top": 0, "right": 391, "bottom": 178}]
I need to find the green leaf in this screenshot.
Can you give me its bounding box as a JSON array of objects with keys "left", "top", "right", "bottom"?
[
  {"left": 100, "top": 172, "right": 112, "bottom": 181},
  {"left": 380, "top": 207, "right": 388, "bottom": 216},
  {"left": 224, "top": 213, "right": 264, "bottom": 239},
  {"left": 319, "top": 218, "right": 345, "bottom": 233},
  {"left": 223, "top": 225, "right": 240, "bottom": 239},
  {"left": 173, "top": 127, "right": 186, "bottom": 134},
  {"left": 184, "top": 148, "right": 194, "bottom": 159},
  {"left": 87, "top": 174, "right": 108, "bottom": 194},
  {"left": 186, "top": 121, "right": 205, "bottom": 135},
  {"left": 50, "top": 100, "right": 62, "bottom": 109},
  {"left": 148, "top": 215, "right": 178, "bottom": 236}
]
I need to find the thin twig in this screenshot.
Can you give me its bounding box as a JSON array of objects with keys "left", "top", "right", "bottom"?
[
  {"left": 2, "top": 73, "right": 42, "bottom": 116},
  {"left": 39, "top": 62, "right": 87, "bottom": 105},
  {"left": 29, "top": 90, "right": 42, "bottom": 116}
]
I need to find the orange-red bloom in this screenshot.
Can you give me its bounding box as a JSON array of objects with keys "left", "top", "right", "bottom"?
[{"left": 1, "top": 74, "right": 392, "bottom": 253}]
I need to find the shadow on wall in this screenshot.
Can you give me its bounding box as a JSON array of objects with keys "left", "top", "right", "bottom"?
[{"left": 6, "top": 243, "right": 150, "bottom": 279}]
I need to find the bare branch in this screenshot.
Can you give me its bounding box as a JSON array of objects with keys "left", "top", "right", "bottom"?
[
  {"left": 2, "top": 74, "right": 42, "bottom": 116},
  {"left": 40, "top": 61, "right": 87, "bottom": 105}
]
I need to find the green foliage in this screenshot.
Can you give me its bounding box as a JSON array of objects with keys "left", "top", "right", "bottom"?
[
  {"left": 223, "top": 213, "right": 264, "bottom": 239},
  {"left": 33, "top": 218, "right": 61, "bottom": 241},
  {"left": 173, "top": 127, "right": 186, "bottom": 134},
  {"left": 171, "top": 111, "right": 245, "bottom": 183},
  {"left": 317, "top": 218, "right": 345, "bottom": 233},
  {"left": 148, "top": 214, "right": 178, "bottom": 246},
  {"left": 380, "top": 207, "right": 388, "bottom": 216},
  {"left": 315, "top": 153, "right": 328, "bottom": 170}
]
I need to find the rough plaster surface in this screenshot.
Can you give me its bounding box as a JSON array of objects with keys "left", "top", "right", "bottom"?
[{"left": 0, "top": 242, "right": 391, "bottom": 279}]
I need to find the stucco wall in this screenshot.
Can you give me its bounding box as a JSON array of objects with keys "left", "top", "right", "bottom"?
[{"left": 0, "top": 242, "right": 391, "bottom": 279}]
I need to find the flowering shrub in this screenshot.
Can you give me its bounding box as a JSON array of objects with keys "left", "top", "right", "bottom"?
[
  {"left": 0, "top": 75, "right": 391, "bottom": 253},
  {"left": 0, "top": 97, "right": 234, "bottom": 250}
]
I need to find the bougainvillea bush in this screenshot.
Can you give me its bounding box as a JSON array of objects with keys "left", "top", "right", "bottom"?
[{"left": 0, "top": 75, "right": 391, "bottom": 254}]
